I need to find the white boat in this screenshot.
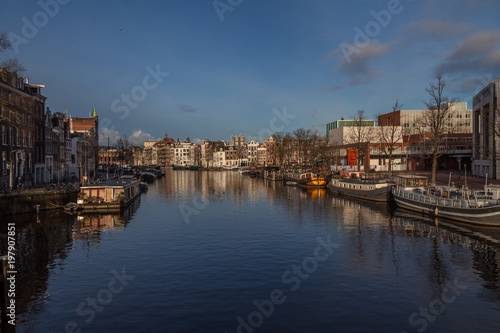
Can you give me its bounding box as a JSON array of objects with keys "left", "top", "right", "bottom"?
[
  {"left": 328, "top": 177, "right": 396, "bottom": 202},
  {"left": 392, "top": 175, "right": 500, "bottom": 226}
]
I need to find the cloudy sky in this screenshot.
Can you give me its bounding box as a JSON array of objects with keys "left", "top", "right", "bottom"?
[{"left": 1, "top": 0, "right": 499, "bottom": 145}]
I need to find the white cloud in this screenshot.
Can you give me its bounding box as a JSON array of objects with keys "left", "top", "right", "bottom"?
[
  {"left": 99, "top": 127, "right": 121, "bottom": 145},
  {"left": 129, "top": 129, "right": 156, "bottom": 146}
]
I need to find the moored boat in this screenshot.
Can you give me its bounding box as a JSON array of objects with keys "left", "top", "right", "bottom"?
[
  {"left": 285, "top": 171, "right": 327, "bottom": 189},
  {"left": 141, "top": 171, "right": 156, "bottom": 183},
  {"left": 328, "top": 177, "right": 396, "bottom": 202},
  {"left": 392, "top": 175, "right": 500, "bottom": 226},
  {"left": 139, "top": 182, "right": 148, "bottom": 191},
  {"left": 65, "top": 179, "right": 141, "bottom": 214}
]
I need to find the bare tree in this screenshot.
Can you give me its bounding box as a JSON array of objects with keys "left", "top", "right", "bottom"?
[
  {"left": 271, "top": 131, "right": 288, "bottom": 167},
  {"left": 0, "top": 32, "right": 25, "bottom": 75},
  {"left": 378, "top": 100, "right": 404, "bottom": 177},
  {"left": 116, "top": 135, "right": 131, "bottom": 167},
  {"left": 293, "top": 128, "right": 312, "bottom": 167},
  {"left": 346, "top": 110, "right": 374, "bottom": 171},
  {"left": 417, "top": 74, "right": 458, "bottom": 185},
  {"left": 308, "top": 129, "right": 323, "bottom": 168}
]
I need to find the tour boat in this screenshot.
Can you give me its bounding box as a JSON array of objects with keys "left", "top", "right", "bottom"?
[
  {"left": 328, "top": 177, "right": 396, "bottom": 202},
  {"left": 392, "top": 175, "right": 500, "bottom": 226},
  {"left": 65, "top": 179, "right": 141, "bottom": 214}
]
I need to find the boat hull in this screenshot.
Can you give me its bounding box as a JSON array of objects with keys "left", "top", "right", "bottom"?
[
  {"left": 328, "top": 183, "right": 393, "bottom": 202},
  {"left": 392, "top": 189, "right": 500, "bottom": 226},
  {"left": 71, "top": 191, "right": 141, "bottom": 213},
  {"left": 297, "top": 179, "right": 327, "bottom": 189}
]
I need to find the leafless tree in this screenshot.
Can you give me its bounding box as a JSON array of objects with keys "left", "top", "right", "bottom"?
[
  {"left": 417, "top": 74, "right": 458, "bottom": 185},
  {"left": 345, "top": 110, "right": 374, "bottom": 171},
  {"left": 377, "top": 100, "right": 404, "bottom": 177},
  {"left": 293, "top": 128, "right": 312, "bottom": 167},
  {"left": 309, "top": 130, "right": 329, "bottom": 170},
  {"left": 0, "top": 32, "right": 25, "bottom": 75},
  {"left": 271, "top": 131, "right": 288, "bottom": 167},
  {"left": 116, "top": 135, "right": 131, "bottom": 166}
]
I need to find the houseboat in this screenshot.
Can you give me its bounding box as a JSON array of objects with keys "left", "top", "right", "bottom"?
[
  {"left": 285, "top": 171, "right": 327, "bottom": 189},
  {"left": 65, "top": 179, "right": 141, "bottom": 213},
  {"left": 328, "top": 177, "right": 396, "bottom": 202},
  {"left": 392, "top": 175, "right": 500, "bottom": 226}
]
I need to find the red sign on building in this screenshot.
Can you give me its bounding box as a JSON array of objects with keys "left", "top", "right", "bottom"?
[{"left": 347, "top": 149, "right": 357, "bottom": 166}]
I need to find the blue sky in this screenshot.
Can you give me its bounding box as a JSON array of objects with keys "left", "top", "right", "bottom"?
[{"left": 1, "top": 0, "right": 499, "bottom": 145}]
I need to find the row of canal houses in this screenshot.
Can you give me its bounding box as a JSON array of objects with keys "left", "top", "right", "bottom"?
[
  {"left": 100, "top": 135, "right": 289, "bottom": 168},
  {"left": 0, "top": 68, "right": 99, "bottom": 188}
]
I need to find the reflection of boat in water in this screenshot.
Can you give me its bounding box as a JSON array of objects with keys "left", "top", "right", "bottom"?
[
  {"left": 264, "top": 170, "right": 284, "bottom": 181},
  {"left": 328, "top": 177, "right": 396, "bottom": 202},
  {"left": 74, "top": 196, "right": 141, "bottom": 236},
  {"left": 306, "top": 188, "right": 327, "bottom": 199},
  {"left": 393, "top": 210, "right": 500, "bottom": 249},
  {"left": 328, "top": 190, "right": 395, "bottom": 217},
  {"left": 392, "top": 175, "right": 500, "bottom": 226},
  {"left": 65, "top": 179, "right": 141, "bottom": 214},
  {"left": 285, "top": 172, "right": 327, "bottom": 189}
]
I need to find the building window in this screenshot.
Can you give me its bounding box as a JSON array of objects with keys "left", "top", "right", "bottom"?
[{"left": 2, "top": 151, "right": 6, "bottom": 175}]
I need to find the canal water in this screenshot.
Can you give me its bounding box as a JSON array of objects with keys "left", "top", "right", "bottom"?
[{"left": 3, "top": 170, "right": 500, "bottom": 332}]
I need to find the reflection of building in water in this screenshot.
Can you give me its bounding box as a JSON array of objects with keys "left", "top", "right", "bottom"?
[
  {"left": 158, "top": 170, "right": 269, "bottom": 206},
  {"left": 1, "top": 212, "right": 75, "bottom": 328}
]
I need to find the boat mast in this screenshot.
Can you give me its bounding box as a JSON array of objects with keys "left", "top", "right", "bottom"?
[{"left": 465, "top": 164, "right": 467, "bottom": 188}]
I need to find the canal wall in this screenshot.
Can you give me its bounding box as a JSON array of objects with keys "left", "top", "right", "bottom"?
[{"left": 0, "top": 191, "right": 78, "bottom": 216}]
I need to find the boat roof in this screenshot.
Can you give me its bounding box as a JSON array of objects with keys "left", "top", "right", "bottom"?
[
  {"left": 334, "top": 178, "right": 394, "bottom": 184},
  {"left": 81, "top": 179, "right": 139, "bottom": 189},
  {"left": 394, "top": 174, "right": 428, "bottom": 179}
]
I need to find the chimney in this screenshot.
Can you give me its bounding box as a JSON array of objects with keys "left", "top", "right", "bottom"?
[
  {"left": 25, "top": 77, "right": 29, "bottom": 85},
  {"left": 341, "top": 116, "right": 344, "bottom": 120}
]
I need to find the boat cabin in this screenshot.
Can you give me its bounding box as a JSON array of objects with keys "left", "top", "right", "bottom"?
[
  {"left": 394, "top": 175, "right": 428, "bottom": 188},
  {"left": 79, "top": 179, "right": 140, "bottom": 204}
]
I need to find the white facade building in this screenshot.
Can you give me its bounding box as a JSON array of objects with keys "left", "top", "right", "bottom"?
[
  {"left": 174, "top": 141, "right": 200, "bottom": 166},
  {"left": 398, "top": 102, "right": 472, "bottom": 135}
]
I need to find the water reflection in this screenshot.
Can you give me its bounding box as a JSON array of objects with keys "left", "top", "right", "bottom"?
[
  {"left": 72, "top": 196, "right": 141, "bottom": 243},
  {"left": 0, "top": 196, "right": 141, "bottom": 330},
  {"left": 4, "top": 171, "right": 500, "bottom": 332}
]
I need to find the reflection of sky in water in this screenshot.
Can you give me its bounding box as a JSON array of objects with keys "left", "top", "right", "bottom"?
[{"left": 8, "top": 170, "right": 500, "bottom": 333}]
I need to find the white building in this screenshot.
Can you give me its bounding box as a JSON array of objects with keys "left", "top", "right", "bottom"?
[
  {"left": 328, "top": 125, "right": 377, "bottom": 146},
  {"left": 247, "top": 140, "right": 259, "bottom": 165},
  {"left": 398, "top": 102, "right": 472, "bottom": 135},
  {"left": 174, "top": 141, "right": 200, "bottom": 166}
]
